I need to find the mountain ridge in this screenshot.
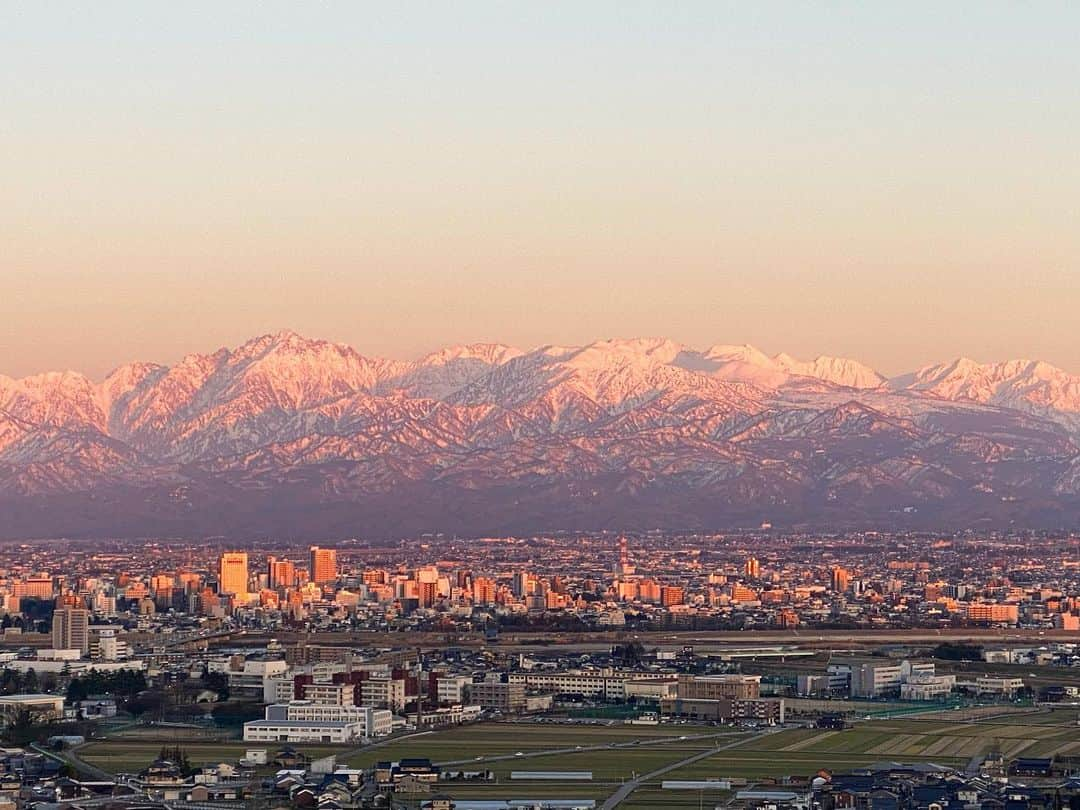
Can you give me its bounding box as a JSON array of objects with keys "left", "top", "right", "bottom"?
[{"left": 3, "top": 330, "right": 1080, "bottom": 538}]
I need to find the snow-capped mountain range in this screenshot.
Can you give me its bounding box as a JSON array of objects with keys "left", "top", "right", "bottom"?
[{"left": 3, "top": 330, "right": 1080, "bottom": 538}]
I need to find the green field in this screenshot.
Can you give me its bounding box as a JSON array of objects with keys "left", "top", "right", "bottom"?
[
  {"left": 656, "top": 713, "right": 1080, "bottom": 783},
  {"left": 344, "top": 722, "right": 728, "bottom": 769},
  {"left": 77, "top": 741, "right": 346, "bottom": 774},
  {"left": 74, "top": 721, "right": 728, "bottom": 776},
  {"left": 74, "top": 710, "right": 1080, "bottom": 806}
]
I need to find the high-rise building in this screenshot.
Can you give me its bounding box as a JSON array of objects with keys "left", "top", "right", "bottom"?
[
  {"left": 310, "top": 546, "right": 337, "bottom": 585},
  {"left": 730, "top": 584, "right": 759, "bottom": 603},
  {"left": 52, "top": 607, "right": 90, "bottom": 654},
  {"left": 744, "top": 556, "right": 760, "bottom": 578},
  {"left": 472, "top": 577, "right": 496, "bottom": 605},
  {"left": 831, "top": 566, "right": 850, "bottom": 594},
  {"left": 362, "top": 569, "right": 387, "bottom": 586},
  {"left": 418, "top": 580, "right": 438, "bottom": 608},
  {"left": 660, "top": 585, "right": 685, "bottom": 606},
  {"left": 966, "top": 603, "right": 1019, "bottom": 624},
  {"left": 638, "top": 579, "right": 662, "bottom": 603},
  {"left": 89, "top": 626, "right": 131, "bottom": 661},
  {"left": 219, "top": 552, "right": 249, "bottom": 596},
  {"left": 511, "top": 571, "right": 533, "bottom": 598},
  {"left": 267, "top": 556, "right": 297, "bottom": 589}
]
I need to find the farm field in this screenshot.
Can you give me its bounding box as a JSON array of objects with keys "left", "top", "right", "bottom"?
[
  {"left": 73, "top": 710, "right": 1080, "bottom": 808},
  {"left": 76, "top": 741, "right": 345, "bottom": 774},
  {"left": 344, "top": 722, "right": 729, "bottom": 768},
  {"left": 656, "top": 713, "right": 1080, "bottom": 783},
  {"left": 74, "top": 721, "right": 730, "bottom": 776},
  {"left": 469, "top": 746, "right": 717, "bottom": 780}
]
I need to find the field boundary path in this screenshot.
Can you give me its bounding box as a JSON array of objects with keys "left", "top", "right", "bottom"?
[{"left": 600, "top": 728, "right": 775, "bottom": 809}]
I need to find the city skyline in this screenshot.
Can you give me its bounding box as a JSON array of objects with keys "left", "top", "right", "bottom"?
[{"left": 2, "top": 528, "right": 1077, "bottom": 802}]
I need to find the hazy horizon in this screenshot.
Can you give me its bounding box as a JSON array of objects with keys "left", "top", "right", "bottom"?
[{"left": 4, "top": 3, "right": 1078, "bottom": 378}]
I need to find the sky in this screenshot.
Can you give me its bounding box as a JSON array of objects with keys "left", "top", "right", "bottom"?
[{"left": 2, "top": 2, "right": 1078, "bottom": 379}]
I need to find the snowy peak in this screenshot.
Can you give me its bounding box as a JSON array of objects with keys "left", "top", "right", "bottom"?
[
  {"left": 378, "top": 343, "right": 522, "bottom": 399},
  {"left": 775, "top": 354, "right": 885, "bottom": 389},
  {"left": 673, "top": 345, "right": 884, "bottom": 390},
  {"left": 0, "top": 369, "right": 105, "bottom": 431},
  {"left": 223, "top": 329, "right": 388, "bottom": 407},
  {"left": 891, "top": 357, "right": 1080, "bottom": 415},
  {"left": 568, "top": 337, "right": 686, "bottom": 367},
  {"left": 416, "top": 343, "right": 523, "bottom": 367},
  {"left": 3, "top": 330, "right": 1080, "bottom": 536},
  {"left": 703, "top": 343, "right": 775, "bottom": 367}
]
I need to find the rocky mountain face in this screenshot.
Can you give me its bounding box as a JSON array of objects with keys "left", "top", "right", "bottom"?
[{"left": 3, "top": 330, "right": 1080, "bottom": 538}]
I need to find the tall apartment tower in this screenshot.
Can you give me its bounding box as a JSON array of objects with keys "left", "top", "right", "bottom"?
[
  {"left": 511, "top": 570, "right": 534, "bottom": 598},
  {"left": 744, "top": 556, "right": 760, "bottom": 578},
  {"left": 218, "top": 552, "right": 249, "bottom": 596},
  {"left": 473, "top": 577, "right": 496, "bottom": 605},
  {"left": 52, "top": 607, "right": 90, "bottom": 654},
  {"left": 310, "top": 546, "right": 337, "bottom": 585},
  {"left": 267, "top": 556, "right": 297, "bottom": 589},
  {"left": 831, "top": 566, "right": 850, "bottom": 594}
]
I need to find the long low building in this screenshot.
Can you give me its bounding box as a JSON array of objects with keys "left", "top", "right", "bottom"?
[
  {"left": 662, "top": 780, "right": 732, "bottom": 790},
  {"left": 243, "top": 719, "right": 363, "bottom": 744},
  {"left": 660, "top": 696, "right": 785, "bottom": 724},
  {"left": 506, "top": 671, "right": 671, "bottom": 701},
  {"left": 244, "top": 695, "right": 392, "bottom": 742},
  {"left": 2, "top": 658, "right": 145, "bottom": 674},
  {"left": 283, "top": 702, "right": 391, "bottom": 735},
  {"left": 0, "top": 694, "right": 66, "bottom": 725}
]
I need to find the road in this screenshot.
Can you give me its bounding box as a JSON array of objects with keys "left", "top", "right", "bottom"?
[
  {"left": 437, "top": 729, "right": 743, "bottom": 768},
  {"left": 600, "top": 728, "right": 776, "bottom": 809},
  {"left": 108, "top": 626, "right": 1080, "bottom": 656},
  {"left": 341, "top": 728, "right": 436, "bottom": 761},
  {"left": 32, "top": 742, "right": 115, "bottom": 782}
]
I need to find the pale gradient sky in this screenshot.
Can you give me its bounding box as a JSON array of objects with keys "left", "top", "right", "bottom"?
[{"left": 2, "top": 2, "right": 1078, "bottom": 379}]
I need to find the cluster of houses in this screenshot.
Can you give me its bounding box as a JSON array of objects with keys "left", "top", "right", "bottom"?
[{"left": 752, "top": 759, "right": 1080, "bottom": 810}]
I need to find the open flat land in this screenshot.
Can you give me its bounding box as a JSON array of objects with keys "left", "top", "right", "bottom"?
[
  {"left": 75, "top": 740, "right": 345, "bottom": 775},
  {"left": 656, "top": 711, "right": 1080, "bottom": 782},
  {"left": 72, "top": 706, "right": 1080, "bottom": 807},
  {"left": 344, "top": 722, "right": 730, "bottom": 769},
  {"left": 73, "top": 721, "right": 726, "bottom": 776}
]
